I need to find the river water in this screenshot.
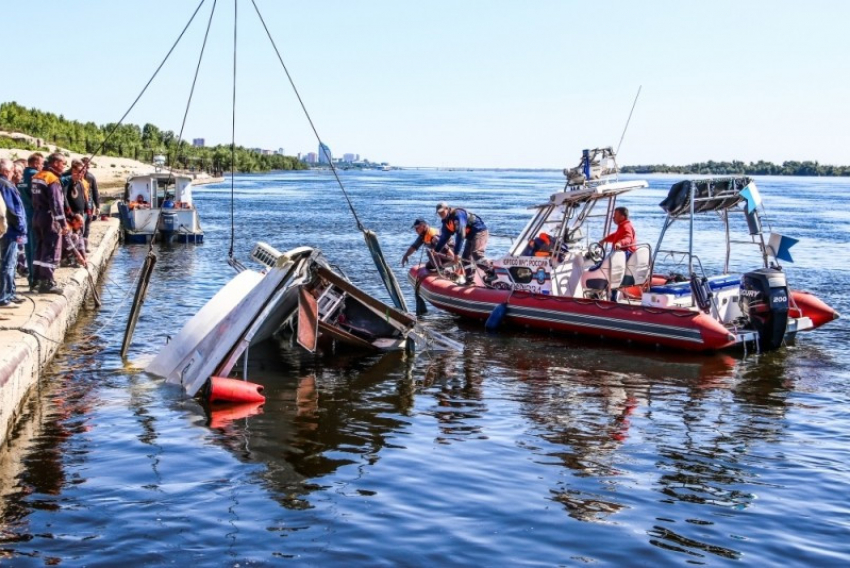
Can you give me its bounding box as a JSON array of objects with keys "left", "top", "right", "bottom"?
[{"left": 1, "top": 170, "right": 848, "bottom": 566}]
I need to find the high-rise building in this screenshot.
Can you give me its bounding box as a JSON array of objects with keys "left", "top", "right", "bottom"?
[
  {"left": 343, "top": 153, "right": 356, "bottom": 163},
  {"left": 304, "top": 152, "right": 318, "bottom": 163},
  {"left": 192, "top": 138, "right": 205, "bottom": 147},
  {"left": 318, "top": 142, "right": 332, "bottom": 165}
]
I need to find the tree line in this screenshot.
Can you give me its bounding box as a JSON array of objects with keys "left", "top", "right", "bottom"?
[
  {"left": 620, "top": 159, "right": 849, "bottom": 177},
  {"left": 0, "top": 101, "right": 308, "bottom": 174}
]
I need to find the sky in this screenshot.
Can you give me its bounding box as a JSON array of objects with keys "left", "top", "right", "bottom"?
[{"left": 4, "top": 0, "right": 850, "bottom": 169}]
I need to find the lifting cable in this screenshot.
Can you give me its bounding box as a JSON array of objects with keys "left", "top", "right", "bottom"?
[
  {"left": 228, "top": 0, "right": 238, "bottom": 259},
  {"left": 87, "top": 0, "right": 208, "bottom": 165},
  {"left": 159, "top": 0, "right": 218, "bottom": 253},
  {"left": 119, "top": 0, "right": 217, "bottom": 357},
  {"left": 248, "top": 0, "right": 408, "bottom": 312},
  {"left": 249, "top": 0, "right": 364, "bottom": 232}
]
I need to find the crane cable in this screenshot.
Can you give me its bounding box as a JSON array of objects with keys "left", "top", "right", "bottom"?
[
  {"left": 228, "top": 0, "right": 238, "bottom": 259},
  {"left": 249, "top": 0, "right": 365, "bottom": 232}
]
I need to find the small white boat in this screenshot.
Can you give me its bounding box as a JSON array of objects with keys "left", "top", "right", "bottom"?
[{"left": 116, "top": 171, "right": 204, "bottom": 243}]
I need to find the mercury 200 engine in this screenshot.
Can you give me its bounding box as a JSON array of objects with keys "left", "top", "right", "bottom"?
[{"left": 739, "top": 268, "right": 789, "bottom": 351}]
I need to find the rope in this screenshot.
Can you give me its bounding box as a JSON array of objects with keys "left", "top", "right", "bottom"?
[
  {"left": 152, "top": 0, "right": 219, "bottom": 254},
  {"left": 85, "top": 0, "right": 207, "bottom": 165},
  {"left": 249, "top": 0, "right": 365, "bottom": 232},
  {"left": 228, "top": 0, "right": 238, "bottom": 258}
]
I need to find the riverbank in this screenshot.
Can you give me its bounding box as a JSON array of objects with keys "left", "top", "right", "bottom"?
[
  {"left": 0, "top": 218, "right": 120, "bottom": 445},
  {"left": 0, "top": 133, "right": 224, "bottom": 197}
]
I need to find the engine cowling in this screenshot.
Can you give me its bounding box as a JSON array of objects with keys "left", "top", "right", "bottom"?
[{"left": 739, "top": 268, "right": 789, "bottom": 351}]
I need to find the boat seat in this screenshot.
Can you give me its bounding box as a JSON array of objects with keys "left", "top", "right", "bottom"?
[
  {"left": 619, "top": 245, "right": 651, "bottom": 288},
  {"left": 581, "top": 250, "right": 627, "bottom": 294}
]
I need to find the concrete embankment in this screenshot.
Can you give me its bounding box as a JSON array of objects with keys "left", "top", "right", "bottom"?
[{"left": 0, "top": 218, "right": 120, "bottom": 445}]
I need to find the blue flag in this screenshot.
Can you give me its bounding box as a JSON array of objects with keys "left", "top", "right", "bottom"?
[
  {"left": 740, "top": 181, "right": 762, "bottom": 214},
  {"left": 768, "top": 232, "right": 798, "bottom": 263}
]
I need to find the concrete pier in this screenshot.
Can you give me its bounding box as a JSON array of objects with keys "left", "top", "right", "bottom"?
[{"left": 0, "top": 218, "right": 120, "bottom": 445}]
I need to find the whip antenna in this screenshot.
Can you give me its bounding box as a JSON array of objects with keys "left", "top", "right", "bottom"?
[{"left": 616, "top": 85, "right": 642, "bottom": 157}]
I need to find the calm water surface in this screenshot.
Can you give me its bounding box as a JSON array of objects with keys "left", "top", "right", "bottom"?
[{"left": 1, "top": 170, "right": 849, "bottom": 566}]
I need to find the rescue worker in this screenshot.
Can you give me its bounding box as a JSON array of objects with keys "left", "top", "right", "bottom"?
[
  {"left": 433, "top": 201, "right": 490, "bottom": 283},
  {"left": 1, "top": 159, "right": 27, "bottom": 306},
  {"left": 61, "top": 214, "right": 87, "bottom": 268},
  {"left": 31, "top": 152, "right": 69, "bottom": 294},
  {"left": 64, "top": 160, "right": 89, "bottom": 224},
  {"left": 522, "top": 232, "right": 552, "bottom": 257},
  {"left": 20, "top": 152, "right": 44, "bottom": 290},
  {"left": 81, "top": 157, "right": 100, "bottom": 252},
  {"left": 599, "top": 206, "right": 636, "bottom": 255},
  {"left": 401, "top": 218, "right": 448, "bottom": 267}
]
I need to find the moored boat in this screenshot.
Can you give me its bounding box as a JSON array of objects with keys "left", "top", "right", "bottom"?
[
  {"left": 411, "top": 147, "right": 840, "bottom": 353},
  {"left": 116, "top": 170, "right": 204, "bottom": 243}
]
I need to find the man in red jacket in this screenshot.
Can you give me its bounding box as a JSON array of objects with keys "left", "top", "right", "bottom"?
[{"left": 600, "top": 206, "right": 636, "bottom": 255}]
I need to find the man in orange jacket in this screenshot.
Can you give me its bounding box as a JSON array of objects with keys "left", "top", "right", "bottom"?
[
  {"left": 31, "top": 153, "right": 69, "bottom": 294},
  {"left": 600, "top": 206, "right": 636, "bottom": 255}
]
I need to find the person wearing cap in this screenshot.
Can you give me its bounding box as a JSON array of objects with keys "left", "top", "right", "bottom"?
[
  {"left": 401, "top": 218, "right": 447, "bottom": 267},
  {"left": 31, "top": 152, "right": 69, "bottom": 295},
  {"left": 434, "top": 201, "right": 490, "bottom": 283}
]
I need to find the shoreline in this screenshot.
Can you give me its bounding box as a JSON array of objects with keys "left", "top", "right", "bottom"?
[{"left": 0, "top": 219, "right": 121, "bottom": 445}]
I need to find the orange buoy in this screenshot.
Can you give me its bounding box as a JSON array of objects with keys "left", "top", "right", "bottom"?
[{"left": 207, "top": 376, "right": 266, "bottom": 403}]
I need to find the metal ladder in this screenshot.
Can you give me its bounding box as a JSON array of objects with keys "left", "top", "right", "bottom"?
[{"left": 316, "top": 285, "right": 346, "bottom": 321}]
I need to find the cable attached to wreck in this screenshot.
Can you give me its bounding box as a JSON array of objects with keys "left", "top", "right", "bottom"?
[
  {"left": 228, "top": 0, "right": 238, "bottom": 259},
  {"left": 169, "top": 0, "right": 218, "bottom": 190},
  {"left": 86, "top": 0, "right": 208, "bottom": 165},
  {"left": 249, "top": 0, "right": 365, "bottom": 233}
]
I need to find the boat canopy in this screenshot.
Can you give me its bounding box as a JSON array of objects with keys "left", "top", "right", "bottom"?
[
  {"left": 533, "top": 180, "right": 648, "bottom": 209},
  {"left": 126, "top": 172, "right": 195, "bottom": 208},
  {"left": 659, "top": 177, "right": 751, "bottom": 217}
]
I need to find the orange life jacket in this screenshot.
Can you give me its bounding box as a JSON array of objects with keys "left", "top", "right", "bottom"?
[
  {"left": 423, "top": 226, "right": 440, "bottom": 245},
  {"left": 530, "top": 232, "right": 552, "bottom": 256}
]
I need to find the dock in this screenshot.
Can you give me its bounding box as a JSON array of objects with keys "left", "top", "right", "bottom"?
[{"left": 0, "top": 218, "right": 120, "bottom": 445}]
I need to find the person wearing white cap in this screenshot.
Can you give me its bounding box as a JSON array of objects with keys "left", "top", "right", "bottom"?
[{"left": 433, "top": 201, "right": 489, "bottom": 284}]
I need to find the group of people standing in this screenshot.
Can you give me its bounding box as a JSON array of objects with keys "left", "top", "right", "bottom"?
[{"left": 0, "top": 152, "right": 100, "bottom": 309}]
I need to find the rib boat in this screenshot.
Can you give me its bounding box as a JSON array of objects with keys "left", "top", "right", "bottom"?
[{"left": 410, "top": 147, "right": 839, "bottom": 353}]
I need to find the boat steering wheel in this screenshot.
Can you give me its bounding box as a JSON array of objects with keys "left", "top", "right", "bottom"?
[{"left": 586, "top": 242, "right": 605, "bottom": 263}]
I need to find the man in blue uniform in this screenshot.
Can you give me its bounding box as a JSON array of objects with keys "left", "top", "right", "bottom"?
[
  {"left": 19, "top": 152, "right": 43, "bottom": 291},
  {"left": 433, "top": 201, "right": 490, "bottom": 284},
  {"left": 0, "top": 159, "right": 28, "bottom": 306},
  {"left": 31, "top": 153, "right": 68, "bottom": 294}
]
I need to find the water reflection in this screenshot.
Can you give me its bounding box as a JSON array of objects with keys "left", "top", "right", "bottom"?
[{"left": 180, "top": 340, "right": 421, "bottom": 509}]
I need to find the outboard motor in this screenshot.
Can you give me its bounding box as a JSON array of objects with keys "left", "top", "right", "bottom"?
[
  {"left": 161, "top": 211, "right": 178, "bottom": 233},
  {"left": 739, "top": 268, "right": 789, "bottom": 351}
]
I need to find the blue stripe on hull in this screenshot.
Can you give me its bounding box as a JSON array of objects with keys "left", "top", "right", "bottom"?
[{"left": 123, "top": 231, "right": 204, "bottom": 244}]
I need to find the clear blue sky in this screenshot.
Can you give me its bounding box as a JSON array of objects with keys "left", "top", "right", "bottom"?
[{"left": 4, "top": 0, "right": 849, "bottom": 168}]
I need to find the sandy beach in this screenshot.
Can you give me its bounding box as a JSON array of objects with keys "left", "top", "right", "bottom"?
[{"left": 0, "top": 130, "right": 222, "bottom": 197}]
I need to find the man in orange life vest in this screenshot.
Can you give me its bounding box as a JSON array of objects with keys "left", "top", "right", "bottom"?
[
  {"left": 522, "top": 232, "right": 552, "bottom": 256},
  {"left": 31, "top": 153, "right": 69, "bottom": 294},
  {"left": 599, "top": 206, "right": 636, "bottom": 255},
  {"left": 401, "top": 218, "right": 446, "bottom": 267},
  {"left": 434, "top": 201, "right": 490, "bottom": 283}
]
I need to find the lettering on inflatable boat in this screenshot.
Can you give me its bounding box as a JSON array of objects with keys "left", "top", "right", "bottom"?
[{"left": 500, "top": 258, "right": 549, "bottom": 268}]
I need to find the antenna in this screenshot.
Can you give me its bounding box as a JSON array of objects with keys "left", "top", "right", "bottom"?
[{"left": 616, "top": 85, "right": 642, "bottom": 157}]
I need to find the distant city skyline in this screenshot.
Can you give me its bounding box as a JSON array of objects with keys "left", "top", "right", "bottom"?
[{"left": 2, "top": 1, "right": 848, "bottom": 168}]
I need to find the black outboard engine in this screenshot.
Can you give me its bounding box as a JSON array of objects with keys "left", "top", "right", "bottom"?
[{"left": 739, "top": 268, "right": 789, "bottom": 351}]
